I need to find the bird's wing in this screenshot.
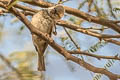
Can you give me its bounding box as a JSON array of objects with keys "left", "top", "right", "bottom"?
[{"left": 31, "top": 10, "right": 55, "bottom": 71}]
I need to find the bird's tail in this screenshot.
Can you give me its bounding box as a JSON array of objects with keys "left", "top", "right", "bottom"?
[
  {"left": 32, "top": 35, "right": 47, "bottom": 71},
  {"left": 38, "top": 54, "right": 45, "bottom": 71}
]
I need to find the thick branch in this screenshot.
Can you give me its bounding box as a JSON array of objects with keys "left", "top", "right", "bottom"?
[
  {"left": 12, "top": 4, "right": 120, "bottom": 39},
  {"left": 10, "top": 7, "right": 120, "bottom": 80},
  {"left": 0, "top": 2, "right": 120, "bottom": 46},
  {"left": 23, "top": 0, "right": 120, "bottom": 33},
  {"left": 1, "top": 0, "right": 120, "bottom": 33},
  {"left": 0, "top": 1, "right": 120, "bottom": 79}
]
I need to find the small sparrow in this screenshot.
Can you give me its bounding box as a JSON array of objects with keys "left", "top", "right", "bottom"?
[{"left": 31, "top": 5, "right": 65, "bottom": 71}]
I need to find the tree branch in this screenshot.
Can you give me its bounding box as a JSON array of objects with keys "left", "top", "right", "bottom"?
[
  {"left": 63, "top": 27, "right": 80, "bottom": 49},
  {"left": 1, "top": 0, "right": 120, "bottom": 33},
  {"left": 69, "top": 50, "right": 120, "bottom": 60},
  {"left": 22, "top": 0, "right": 120, "bottom": 33},
  {"left": 9, "top": 7, "right": 120, "bottom": 80},
  {"left": 0, "top": 2, "right": 120, "bottom": 46}
]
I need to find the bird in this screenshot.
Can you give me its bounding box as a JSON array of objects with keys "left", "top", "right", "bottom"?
[{"left": 31, "top": 5, "right": 65, "bottom": 71}]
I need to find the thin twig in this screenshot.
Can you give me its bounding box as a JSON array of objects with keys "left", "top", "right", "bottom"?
[
  {"left": 63, "top": 27, "right": 80, "bottom": 49},
  {"left": 63, "top": 27, "right": 84, "bottom": 60},
  {"left": 68, "top": 50, "right": 120, "bottom": 60},
  {"left": 107, "top": 0, "right": 117, "bottom": 19}
]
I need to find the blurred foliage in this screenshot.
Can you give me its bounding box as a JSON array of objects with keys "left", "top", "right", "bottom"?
[
  {"left": 69, "top": 16, "right": 84, "bottom": 25},
  {"left": 0, "top": 51, "right": 46, "bottom": 80},
  {"left": 11, "top": 18, "right": 19, "bottom": 24},
  {"left": 7, "top": 0, "right": 20, "bottom": 9},
  {"left": 9, "top": 51, "right": 36, "bottom": 71},
  {"left": 7, "top": 0, "right": 32, "bottom": 9},
  {"left": 113, "top": 7, "right": 120, "bottom": 12}
]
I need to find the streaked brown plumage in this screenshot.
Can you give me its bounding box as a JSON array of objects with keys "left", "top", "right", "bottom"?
[{"left": 31, "top": 5, "right": 64, "bottom": 71}]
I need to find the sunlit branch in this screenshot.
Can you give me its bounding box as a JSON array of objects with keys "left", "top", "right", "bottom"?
[{"left": 9, "top": 7, "right": 120, "bottom": 80}]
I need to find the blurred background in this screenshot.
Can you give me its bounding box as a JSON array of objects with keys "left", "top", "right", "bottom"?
[{"left": 0, "top": 0, "right": 120, "bottom": 80}]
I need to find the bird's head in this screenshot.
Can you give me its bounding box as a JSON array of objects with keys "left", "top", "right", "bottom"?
[{"left": 47, "top": 5, "right": 65, "bottom": 20}]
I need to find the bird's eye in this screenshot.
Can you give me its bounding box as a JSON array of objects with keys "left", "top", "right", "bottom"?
[
  {"left": 54, "top": 8, "right": 57, "bottom": 14},
  {"left": 54, "top": 8, "right": 60, "bottom": 17},
  {"left": 50, "top": 8, "right": 58, "bottom": 14},
  {"left": 49, "top": 6, "right": 63, "bottom": 19},
  {"left": 51, "top": 8, "right": 57, "bottom": 14}
]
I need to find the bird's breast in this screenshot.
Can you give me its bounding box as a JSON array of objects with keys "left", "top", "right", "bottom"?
[{"left": 31, "top": 11, "right": 55, "bottom": 34}]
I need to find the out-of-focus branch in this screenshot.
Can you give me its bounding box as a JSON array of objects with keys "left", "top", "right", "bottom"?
[
  {"left": 107, "top": 0, "right": 117, "bottom": 19},
  {"left": 0, "top": 54, "right": 22, "bottom": 80},
  {"left": 88, "top": 0, "right": 93, "bottom": 12},
  {"left": 78, "top": 0, "right": 87, "bottom": 10},
  {"left": 9, "top": 6, "right": 120, "bottom": 80},
  {"left": 15, "top": 4, "right": 38, "bottom": 13},
  {"left": 93, "top": 1, "right": 103, "bottom": 17}
]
